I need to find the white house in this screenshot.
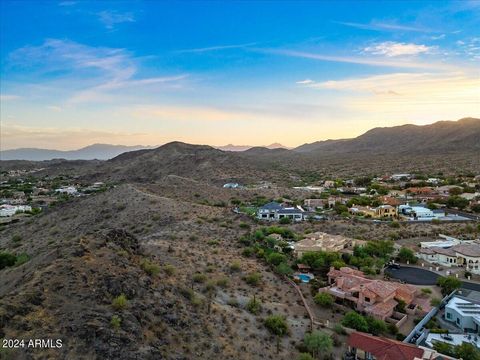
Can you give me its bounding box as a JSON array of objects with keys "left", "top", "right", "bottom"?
[
  {"left": 445, "top": 296, "right": 480, "bottom": 333},
  {"left": 398, "top": 204, "right": 434, "bottom": 219},
  {"left": 417, "top": 243, "right": 480, "bottom": 274},
  {"left": 55, "top": 186, "right": 77, "bottom": 195},
  {"left": 0, "top": 204, "right": 32, "bottom": 217},
  {"left": 256, "top": 201, "right": 308, "bottom": 222}
]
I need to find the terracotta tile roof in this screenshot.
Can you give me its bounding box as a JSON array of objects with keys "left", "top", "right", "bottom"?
[
  {"left": 366, "top": 298, "right": 398, "bottom": 317},
  {"left": 452, "top": 244, "right": 480, "bottom": 258},
  {"left": 348, "top": 332, "right": 424, "bottom": 360},
  {"left": 365, "top": 280, "right": 397, "bottom": 298}
]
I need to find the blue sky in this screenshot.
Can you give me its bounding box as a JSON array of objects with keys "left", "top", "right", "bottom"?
[{"left": 1, "top": 0, "right": 479, "bottom": 150}]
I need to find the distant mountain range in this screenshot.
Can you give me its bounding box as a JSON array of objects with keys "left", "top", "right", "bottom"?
[
  {"left": 1, "top": 118, "right": 478, "bottom": 161},
  {"left": 216, "top": 143, "right": 289, "bottom": 151},
  {"left": 0, "top": 144, "right": 153, "bottom": 161}
]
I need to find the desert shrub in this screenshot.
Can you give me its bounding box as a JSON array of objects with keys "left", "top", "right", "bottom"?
[
  {"left": 110, "top": 315, "right": 121, "bottom": 329},
  {"left": 242, "top": 247, "right": 255, "bottom": 257},
  {"left": 244, "top": 272, "right": 262, "bottom": 286},
  {"left": 14, "top": 253, "right": 30, "bottom": 266},
  {"left": 230, "top": 261, "right": 241, "bottom": 272},
  {"left": 246, "top": 296, "right": 262, "bottom": 315},
  {"left": 163, "top": 264, "right": 176, "bottom": 275},
  {"left": 264, "top": 315, "right": 288, "bottom": 336},
  {"left": 193, "top": 273, "right": 207, "bottom": 283},
  {"left": 140, "top": 259, "right": 161, "bottom": 276},
  {"left": 0, "top": 252, "right": 17, "bottom": 270},
  {"left": 112, "top": 294, "right": 128, "bottom": 311},
  {"left": 216, "top": 277, "right": 229, "bottom": 288},
  {"left": 421, "top": 288, "right": 432, "bottom": 295}
]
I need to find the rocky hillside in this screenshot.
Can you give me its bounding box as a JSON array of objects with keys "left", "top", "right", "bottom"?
[
  {"left": 0, "top": 184, "right": 309, "bottom": 360},
  {"left": 295, "top": 117, "right": 480, "bottom": 154}
]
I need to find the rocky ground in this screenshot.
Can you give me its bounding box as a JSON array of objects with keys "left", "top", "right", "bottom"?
[{"left": 0, "top": 184, "right": 310, "bottom": 360}]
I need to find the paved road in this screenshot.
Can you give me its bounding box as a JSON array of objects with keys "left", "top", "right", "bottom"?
[
  {"left": 386, "top": 266, "right": 480, "bottom": 292},
  {"left": 386, "top": 267, "right": 440, "bottom": 285}
]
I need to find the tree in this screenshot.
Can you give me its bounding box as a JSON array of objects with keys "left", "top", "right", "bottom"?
[
  {"left": 264, "top": 315, "right": 289, "bottom": 353},
  {"left": 455, "top": 342, "right": 480, "bottom": 360},
  {"left": 303, "top": 330, "right": 333, "bottom": 359},
  {"left": 267, "top": 252, "right": 287, "bottom": 266},
  {"left": 433, "top": 342, "right": 455, "bottom": 357},
  {"left": 275, "top": 262, "right": 293, "bottom": 275},
  {"left": 341, "top": 311, "right": 368, "bottom": 332},
  {"left": 313, "top": 292, "right": 334, "bottom": 308},
  {"left": 437, "top": 276, "right": 461, "bottom": 296},
  {"left": 365, "top": 316, "right": 387, "bottom": 335},
  {"left": 446, "top": 196, "right": 469, "bottom": 209},
  {"left": 398, "top": 247, "right": 417, "bottom": 264}
]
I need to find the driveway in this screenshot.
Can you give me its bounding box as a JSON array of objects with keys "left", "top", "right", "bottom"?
[{"left": 386, "top": 266, "right": 480, "bottom": 291}]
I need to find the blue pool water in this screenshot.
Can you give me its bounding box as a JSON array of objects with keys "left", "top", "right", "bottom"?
[{"left": 297, "top": 274, "right": 313, "bottom": 283}]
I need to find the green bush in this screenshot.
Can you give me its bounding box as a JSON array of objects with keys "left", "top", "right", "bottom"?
[
  {"left": 264, "top": 314, "right": 288, "bottom": 336},
  {"left": 110, "top": 315, "right": 121, "bottom": 329},
  {"left": 14, "top": 253, "right": 30, "bottom": 266},
  {"left": 244, "top": 272, "right": 262, "bottom": 286},
  {"left": 230, "top": 261, "right": 241, "bottom": 272},
  {"left": 163, "top": 264, "right": 176, "bottom": 275},
  {"left": 303, "top": 330, "right": 333, "bottom": 358},
  {"left": 112, "top": 294, "right": 128, "bottom": 311},
  {"left": 0, "top": 252, "right": 17, "bottom": 270},
  {"left": 193, "top": 273, "right": 207, "bottom": 283},
  {"left": 140, "top": 259, "right": 161, "bottom": 276},
  {"left": 342, "top": 311, "right": 368, "bottom": 332},
  {"left": 246, "top": 296, "right": 262, "bottom": 315},
  {"left": 314, "top": 292, "right": 334, "bottom": 308}
]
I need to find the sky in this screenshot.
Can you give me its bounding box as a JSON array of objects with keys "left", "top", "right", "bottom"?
[{"left": 1, "top": 0, "right": 479, "bottom": 150}]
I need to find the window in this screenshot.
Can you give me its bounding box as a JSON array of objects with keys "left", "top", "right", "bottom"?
[
  {"left": 365, "top": 297, "right": 370, "bottom": 303},
  {"left": 446, "top": 312, "right": 451, "bottom": 319}
]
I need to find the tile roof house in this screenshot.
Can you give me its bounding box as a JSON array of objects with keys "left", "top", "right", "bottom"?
[
  {"left": 293, "top": 232, "right": 355, "bottom": 258},
  {"left": 417, "top": 242, "right": 480, "bottom": 274},
  {"left": 323, "top": 267, "right": 417, "bottom": 321},
  {"left": 346, "top": 332, "right": 454, "bottom": 360},
  {"left": 256, "top": 201, "right": 309, "bottom": 222}
]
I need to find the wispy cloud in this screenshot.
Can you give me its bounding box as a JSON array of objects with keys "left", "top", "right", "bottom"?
[
  {"left": 0, "top": 94, "right": 21, "bottom": 101},
  {"left": 335, "top": 20, "right": 431, "bottom": 33},
  {"left": 363, "top": 42, "right": 434, "bottom": 57},
  {"left": 58, "top": 1, "right": 76, "bottom": 6},
  {"left": 431, "top": 34, "right": 446, "bottom": 40},
  {"left": 261, "top": 48, "right": 455, "bottom": 70},
  {"left": 8, "top": 39, "right": 187, "bottom": 104},
  {"left": 296, "top": 79, "right": 314, "bottom": 85},
  {"left": 98, "top": 10, "right": 135, "bottom": 30},
  {"left": 175, "top": 42, "right": 257, "bottom": 54}
]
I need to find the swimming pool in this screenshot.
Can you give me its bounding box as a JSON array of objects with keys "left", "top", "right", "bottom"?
[{"left": 296, "top": 273, "right": 314, "bottom": 283}]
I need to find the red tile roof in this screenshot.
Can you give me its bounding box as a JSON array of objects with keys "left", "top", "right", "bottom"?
[{"left": 348, "top": 332, "right": 424, "bottom": 360}]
